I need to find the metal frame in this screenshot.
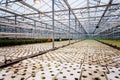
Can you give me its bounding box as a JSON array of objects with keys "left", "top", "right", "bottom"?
[{"left": 0, "top": 0, "right": 120, "bottom": 41}]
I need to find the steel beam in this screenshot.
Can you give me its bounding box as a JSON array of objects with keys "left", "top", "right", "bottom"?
[
  {"left": 34, "top": 3, "right": 119, "bottom": 14},
  {"left": 68, "top": 9, "right": 70, "bottom": 44},
  {"left": 95, "top": 21, "right": 120, "bottom": 35},
  {"left": 93, "top": 0, "right": 113, "bottom": 34},
  {"left": 0, "top": 8, "right": 68, "bottom": 33},
  {"left": 63, "top": 0, "right": 87, "bottom": 34},
  {"left": 0, "top": 7, "right": 49, "bottom": 26},
  {"left": 2, "top": 7, "right": 118, "bottom": 17},
  {"left": 35, "top": 14, "right": 120, "bottom": 22},
  {"left": 19, "top": 0, "right": 79, "bottom": 34},
  {"left": 52, "top": 0, "right": 55, "bottom": 49}
]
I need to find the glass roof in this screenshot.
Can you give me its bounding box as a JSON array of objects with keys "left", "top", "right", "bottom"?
[{"left": 0, "top": 0, "right": 120, "bottom": 34}]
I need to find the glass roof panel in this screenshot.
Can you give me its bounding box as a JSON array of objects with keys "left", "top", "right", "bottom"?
[{"left": 0, "top": 0, "right": 119, "bottom": 34}]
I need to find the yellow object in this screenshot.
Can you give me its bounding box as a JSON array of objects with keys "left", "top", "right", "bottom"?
[{"left": 48, "top": 38, "right": 52, "bottom": 42}]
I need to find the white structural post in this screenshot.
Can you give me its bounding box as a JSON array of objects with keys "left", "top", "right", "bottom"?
[{"left": 52, "top": 0, "right": 55, "bottom": 48}]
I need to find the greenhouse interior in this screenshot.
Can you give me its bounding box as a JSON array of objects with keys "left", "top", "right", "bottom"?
[{"left": 0, "top": 0, "right": 120, "bottom": 80}]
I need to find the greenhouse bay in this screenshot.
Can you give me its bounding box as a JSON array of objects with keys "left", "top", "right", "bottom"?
[{"left": 0, "top": 0, "right": 120, "bottom": 80}]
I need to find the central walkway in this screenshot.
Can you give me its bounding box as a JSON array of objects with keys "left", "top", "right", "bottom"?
[{"left": 0, "top": 40, "right": 120, "bottom": 80}]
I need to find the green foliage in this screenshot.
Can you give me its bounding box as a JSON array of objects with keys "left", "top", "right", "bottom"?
[
  {"left": 98, "top": 39, "right": 120, "bottom": 47},
  {"left": 0, "top": 68, "right": 2, "bottom": 71},
  {"left": 54, "top": 38, "right": 72, "bottom": 41},
  {"left": 0, "top": 38, "right": 71, "bottom": 47},
  {"left": 11, "top": 76, "right": 16, "bottom": 78},
  {"left": 53, "top": 78, "right": 58, "bottom": 80},
  {"left": 20, "top": 77, "right": 25, "bottom": 80},
  {"left": 0, "top": 39, "right": 47, "bottom": 47}
]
